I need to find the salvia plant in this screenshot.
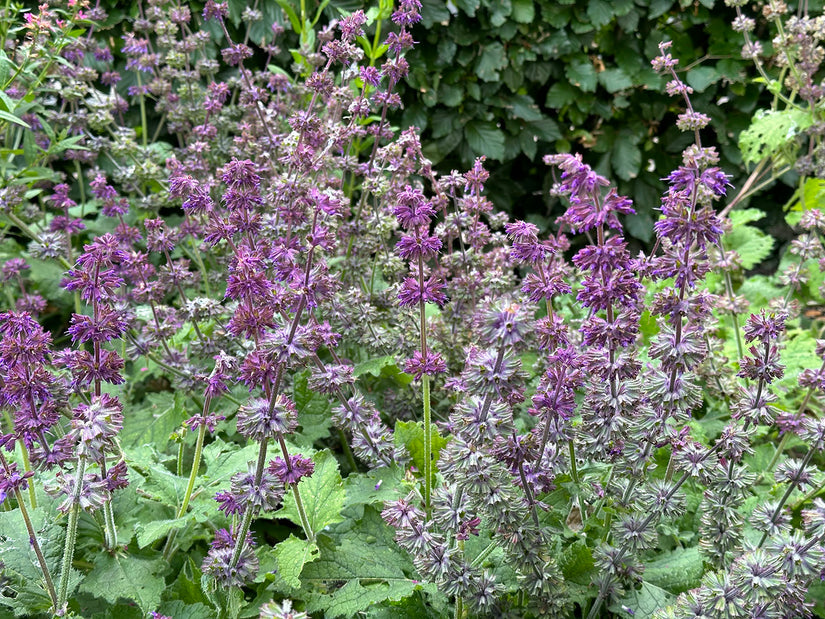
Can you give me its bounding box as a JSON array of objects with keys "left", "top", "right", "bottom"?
[{"left": 3, "top": 0, "right": 825, "bottom": 618}]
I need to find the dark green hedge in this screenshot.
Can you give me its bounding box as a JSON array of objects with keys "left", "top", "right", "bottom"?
[{"left": 392, "top": 0, "right": 764, "bottom": 239}]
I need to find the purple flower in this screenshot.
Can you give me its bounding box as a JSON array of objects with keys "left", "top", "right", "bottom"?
[
  {"left": 268, "top": 454, "right": 315, "bottom": 485},
  {"left": 404, "top": 351, "right": 447, "bottom": 380},
  {"left": 236, "top": 396, "right": 297, "bottom": 440},
  {"left": 398, "top": 276, "right": 447, "bottom": 308}
]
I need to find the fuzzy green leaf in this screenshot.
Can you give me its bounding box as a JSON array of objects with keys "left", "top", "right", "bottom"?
[
  {"left": 122, "top": 391, "right": 187, "bottom": 448},
  {"left": 272, "top": 534, "right": 320, "bottom": 590},
  {"left": 586, "top": 0, "right": 613, "bottom": 28},
  {"left": 280, "top": 450, "right": 345, "bottom": 534},
  {"left": 612, "top": 582, "right": 675, "bottom": 618},
  {"left": 306, "top": 580, "right": 421, "bottom": 618},
  {"left": 394, "top": 420, "right": 449, "bottom": 483},
  {"left": 79, "top": 554, "right": 168, "bottom": 613},
  {"left": 644, "top": 546, "right": 704, "bottom": 593}
]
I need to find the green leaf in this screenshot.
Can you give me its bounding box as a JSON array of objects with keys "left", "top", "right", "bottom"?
[
  {"left": 586, "top": 0, "right": 613, "bottom": 28},
  {"left": 394, "top": 420, "right": 449, "bottom": 483},
  {"left": 729, "top": 207, "right": 765, "bottom": 226},
  {"left": 343, "top": 465, "right": 404, "bottom": 510},
  {"left": 545, "top": 82, "right": 577, "bottom": 108},
  {"left": 598, "top": 67, "right": 633, "bottom": 93},
  {"left": 79, "top": 554, "right": 168, "bottom": 613},
  {"left": 475, "top": 42, "right": 507, "bottom": 81},
  {"left": 559, "top": 541, "right": 595, "bottom": 585},
  {"left": 275, "top": 0, "right": 301, "bottom": 32},
  {"left": 293, "top": 370, "right": 332, "bottom": 446},
  {"left": 644, "top": 546, "right": 704, "bottom": 593},
  {"left": 121, "top": 391, "right": 188, "bottom": 448},
  {"left": 280, "top": 450, "right": 345, "bottom": 534},
  {"left": 686, "top": 65, "right": 719, "bottom": 92},
  {"left": 612, "top": 582, "right": 675, "bottom": 618},
  {"left": 739, "top": 108, "right": 814, "bottom": 165},
  {"left": 0, "top": 109, "right": 29, "bottom": 128},
  {"left": 464, "top": 121, "right": 505, "bottom": 160},
  {"left": 272, "top": 535, "right": 319, "bottom": 589},
  {"left": 724, "top": 223, "right": 774, "bottom": 270},
  {"left": 353, "top": 355, "right": 398, "bottom": 377},
  {"left": 307, "top": 580, "right": 422, "bottom": 618},
  {"left": 527, "top": 118, "right": 561, "bottom": 141},
  {"left": 565, "top": 58, "right": 597, "bottom": 92},
  {"left": 134, "top": 517, "right": 188, "bottom": 549},
  {"left": 511, "top": 0, "right": 535, "bottom": 23},
  {"left": 612, "top": 136, "right": 642, "bottom": 181}
]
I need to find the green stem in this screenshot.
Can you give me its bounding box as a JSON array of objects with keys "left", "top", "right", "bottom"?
[
  {"left": 470, "top": 539, "right": 497, "bottom": 567},
  {"left": 422, "top": 374, "right": 432, "bottom": 518},
  {"left": 19, "top": 442, "right": 37, "bottom": 509},
  {"left": 163, "top": 420, "right": 208, "bottom": 561},
  {"left": 568, "top": 439, "right": 579, "bottom": 484},
  {"left": 759, "top": 449, "right": 814, "bottom": 548},
  {"left": 57, "top": 456, "right": 86, "bottom": 614},
  {"left": 137, "top": 73, "right": 148, "bottom": 148},
  {"left": 0, "top": 453, "right": 56, "bottom": 609}
]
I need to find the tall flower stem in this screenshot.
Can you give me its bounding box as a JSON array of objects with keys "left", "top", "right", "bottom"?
[
  {"left": 0, "top": 453, "right": 56, "bottom": 610},
  {"left": 57, "top": 455, "right": 86, "bottom": 614}
]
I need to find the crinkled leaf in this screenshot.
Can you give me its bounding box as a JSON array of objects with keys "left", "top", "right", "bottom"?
[
  {"left": 724, "top": 224, "right": 774, "bottom": 270},
  {"left": 121, "top": 390, "right": 187, "bottom": 448},
  {"left": 343, "top": 465, "right": 404, "bottom": 510},
  {"left": 739, "top": 108, "right": 813, "bottom": 165},
  {"left": 306, "top": 580, "right": 422, "bottom": 618},
  {"left": 79, "top": 554, "right": 168, "bottom": 613},
  {"left": 271, "top": 534, "right": 320, "bottom": 590},
  {"left": 280, "top": 450, "right": 345, "bottom": 534},
  {"left": 729, "top": 207, "right": 765, "bottom": 226},
  {"left": 155, "top": 600, "right": 217, "bottom": 619},
  {"left": 559, "top": 541, "right": 595, "bottom": 585}
]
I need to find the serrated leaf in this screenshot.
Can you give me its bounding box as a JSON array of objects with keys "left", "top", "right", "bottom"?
[
  {"left": 343, "top": 465, "right": 404, "bottom": 509},
  {"left": 559, "top": 541, "right": 595, "bottom": 585},
  {"left": 394, "top": 420, "right": 449, "bottom": 483},
  {"left": 272, "top": 534, "right": 320, "bottom": 590},
  {"left": 155, "top": 600, "right": 217, "bottom": 619},
  {"left": 121, "top": 391, "right": 187, "bottom": 448},
  {"left": 306, "top": 580, "right": 421, "bottom": 618},
  {"left": 724, "top": 224, "right": 774, "bottom": 270},
  {"left": 565, "top": 58, "right": 597, "bottom": 92},
  {"left": 729, "top": 208, "right": 765, "bottom": 226},
  {"left": 79, "top": 554, "right": 168, "bottom": 613},
  {"left": 464, "top": 121, "right": 505, "bottom": 160},
  {"left": 280, "top": 450, "right": 345, "bottom": 534},
  {"left": 739, "top": 108, "right": 814, "bottom": 165},
  {"left": 293, "top": 371, "right": 332, "bottom": 445}
]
